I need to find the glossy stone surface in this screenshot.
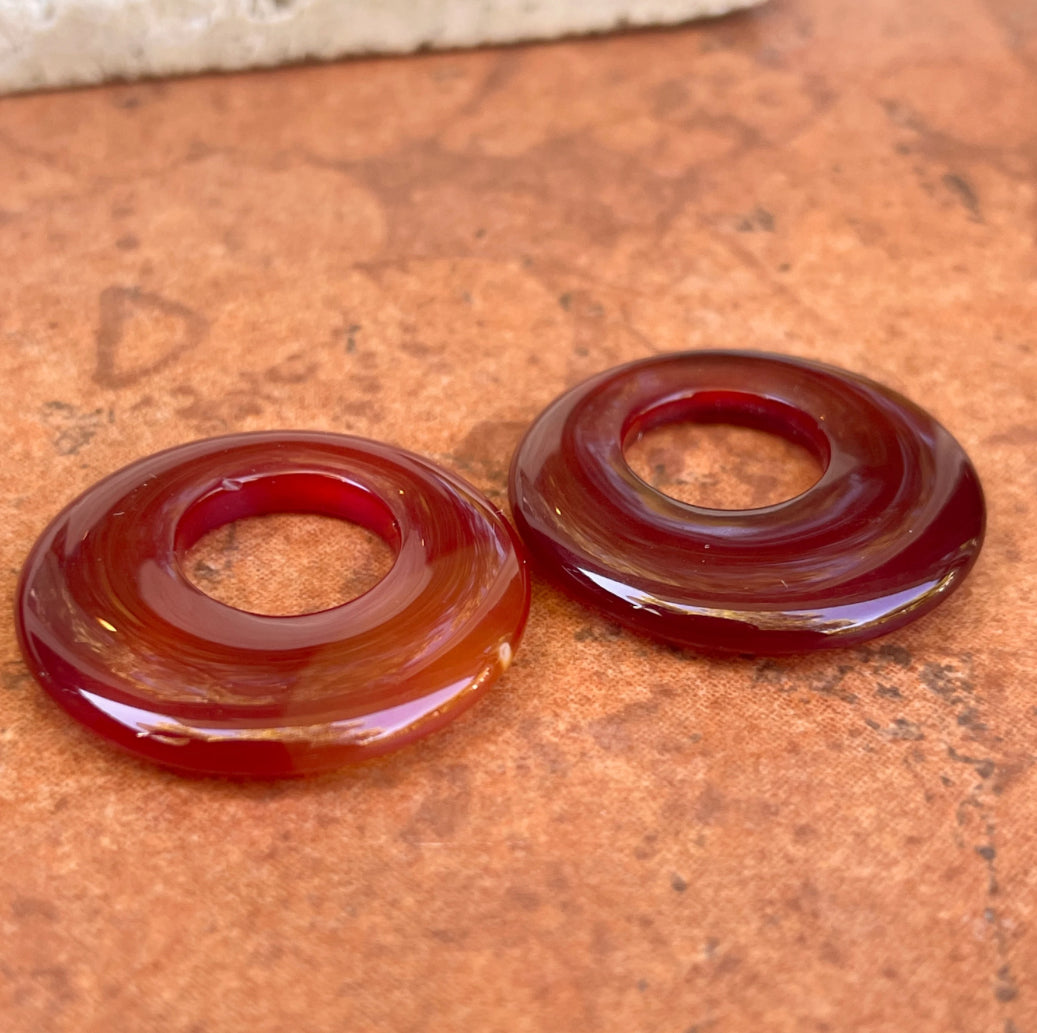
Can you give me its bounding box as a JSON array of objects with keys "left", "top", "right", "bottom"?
[
  {"left": 509, "top": 351, "right": 985, "bottom": 654},
  {"left": 16, "top": 432, "right": 530, "bottom": 776}
]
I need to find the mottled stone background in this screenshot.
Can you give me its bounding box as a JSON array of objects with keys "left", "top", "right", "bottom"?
[{"left": 1, "top": 0, "right": 1036, "bottom": 1030}]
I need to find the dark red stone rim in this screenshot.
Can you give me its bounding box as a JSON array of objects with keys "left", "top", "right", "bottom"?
[
  {"left": 16, "top": 432, "right": 530, "bottom": 776},
  {"left": 508, "top": 351, "right": 986, "bottom": 654}
]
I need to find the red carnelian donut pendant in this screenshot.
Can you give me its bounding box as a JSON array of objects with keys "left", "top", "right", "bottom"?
[
  {"left": 16, "top": 433, "right": 529, "bottom": 776},
  {"left": 509, "top": 351, "right": 985, "bottom": 654}
]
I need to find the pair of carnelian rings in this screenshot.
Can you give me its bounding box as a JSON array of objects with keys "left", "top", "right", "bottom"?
[{"left": 16, "top": 352, "right": 985, "bottom": 776}]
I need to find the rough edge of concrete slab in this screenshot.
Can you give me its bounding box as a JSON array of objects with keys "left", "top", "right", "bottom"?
[{"left": 0, "top": 0, "right": 766, "bottom": 95}]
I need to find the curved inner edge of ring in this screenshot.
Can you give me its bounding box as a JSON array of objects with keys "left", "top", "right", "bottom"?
[
  {"left": 621, "top": 390, "right": 832, "bottom": 509},
  {"left": 174, "top": 472, "right": 403, "bottom": 607}
]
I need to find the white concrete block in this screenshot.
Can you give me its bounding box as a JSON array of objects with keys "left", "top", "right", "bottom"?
[{"left": 0, "top": 0, "right": 765, "bottom": 95}]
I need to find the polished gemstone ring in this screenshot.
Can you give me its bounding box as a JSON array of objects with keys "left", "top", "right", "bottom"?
[
  {"left": 509, "top": 351, "right": 985, "bottom": 654},
  {"left": 16, "top": 432, "right": 530, "bottom": 776}
]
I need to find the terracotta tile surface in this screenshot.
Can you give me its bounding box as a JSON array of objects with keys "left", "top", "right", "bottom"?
[{"left": 2, "top": 1, "right": 1036, "bottom": 1030}]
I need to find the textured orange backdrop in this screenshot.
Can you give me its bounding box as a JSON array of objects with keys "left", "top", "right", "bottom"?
[{"left": 2, "top": 0, "right": 1036, "bottom": 1030}]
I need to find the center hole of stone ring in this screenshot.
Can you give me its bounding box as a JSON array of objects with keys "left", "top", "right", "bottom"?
[
  {"left": 179, "top": 473, "right": 399, "bottom": 616},
  {"left": 623, "top": 391, "right": 828, "bottom": 510}
]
